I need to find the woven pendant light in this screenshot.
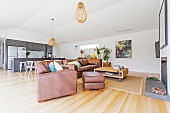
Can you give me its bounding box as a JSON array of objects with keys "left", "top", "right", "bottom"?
[
  {"left": 75, "top": 2, "right": 87, "bottom": 23},
  {"left": 48, "top": 19, "right": 57, "bottom": 46}
]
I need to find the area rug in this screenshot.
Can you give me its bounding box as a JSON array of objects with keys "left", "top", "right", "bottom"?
[
  {"left": 105, "top": 76, "right": 143, "bottom": 95},
  {"left": 78, "top": 75, "right": 143, "bottom": 95}
]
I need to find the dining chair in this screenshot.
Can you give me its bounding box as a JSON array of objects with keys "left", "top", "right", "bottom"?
[{"left": 25, "top": 61, "right": 37, "bottom": 75}]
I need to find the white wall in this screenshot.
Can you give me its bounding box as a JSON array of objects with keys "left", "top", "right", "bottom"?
[
  {"left": 53, "top": 45, "right": 60, "bottom": 58},
  {"left": 160, "top": 0, "right": 170, "bottom": 95},
  {"left": 0, "top": 40, "right": 7, "bottom": 69},
  {"left": 0, "top": 43, "right": 1, "bottom": 67},
  {"left": 54, "top": 29, "right": 160, "bottom": 73},
  {"left": 6, "top": 29, "right": 48, "bottom": 44},
  {"left": 0, "top": 30, "right": 7, "bottom": 69}
]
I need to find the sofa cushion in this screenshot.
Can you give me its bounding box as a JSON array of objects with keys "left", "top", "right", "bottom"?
[
  {"left": 78, "top": 65, "right": 95, "bottom": 71},
  {"left": 36, "top": 61, "right": 50, "bottom": 74},
  {"left": 78, "top": 66, "right": 88, "bottom": 72},
  {"left": 77, "top": 59, "right": 83, "bottom": 65},
  {"left": 82, "top": 59, "right": 89, "bottom": 66},
  {"left": 63, "top": 59, "right": 76, "bottom": 65},
  {"left": 87, "top": 65, "right": 99, "bottom": 69},
  {"left": 78, "top": 59, "right": 88, "bottom": 66},
  {"left": 68, "top": 61, "right": 82, "bottom": 67},
  {"left": 49, "top": 62, "right": 57, "bottom": 72},
  {"left": 54, "top": 61, "right": 63, "bottom": 71}
]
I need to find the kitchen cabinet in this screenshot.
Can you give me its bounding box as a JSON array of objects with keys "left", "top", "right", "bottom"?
[
  {"left": 7, "top": 39, "right": 26, "bottom": 47},
  {"left": 26, "top": 42, "right": 33, "bottom": 50},
  {"left": 47, "top": 45, "right": 53, "bottom": 53},
  {"left": 41, "top": 44, "right": 47, "bottom": 51},
  {"left": 16, "top": 41, "right": 26, "bottom": 47},
  {"left": 7, "top": 39, "right": 16, "bottom": 46},
  {"left": 32, "top": 43, "right": 42, "bottom": 51}
]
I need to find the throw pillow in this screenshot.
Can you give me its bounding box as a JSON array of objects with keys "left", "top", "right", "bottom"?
[
  {"left": 75, "top": 60, "right": 82, "bottom": 67},
  {"left": 49, "top": 62, "right": 57, "bottom": 72},
  {"left": 54, "top": 61, "right": 63, "bottom": 71},
  {"left": 68, "top": 61, "right": 75, "bottom": 65},
  {"left": 77, "top": 59, "right": 83, "bottom": 65},
  {"left": 68, "top": 61, "right": 82, "bottom": 67}
]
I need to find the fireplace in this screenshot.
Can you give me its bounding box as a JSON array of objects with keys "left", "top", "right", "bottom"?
[{"left": 161, "top": 57, "right": 167, "bottom": 89}]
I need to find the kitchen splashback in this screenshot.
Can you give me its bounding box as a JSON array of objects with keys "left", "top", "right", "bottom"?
[{"left": 27, "top": 51, "right": 44, "bottom": 58}]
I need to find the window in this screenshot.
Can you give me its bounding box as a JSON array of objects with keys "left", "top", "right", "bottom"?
[{"left": 75, "top": 43, "right": 99, "bottom": 50}]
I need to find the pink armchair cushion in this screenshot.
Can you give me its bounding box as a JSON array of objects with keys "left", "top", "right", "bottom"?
[
  {"left": 36, "top": 61, "right": 50, "bottom": 74},
  {"left": 37, "top": 69, "right": 77, "bottom": 101}
]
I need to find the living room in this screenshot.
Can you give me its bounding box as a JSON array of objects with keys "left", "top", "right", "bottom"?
[{"left": 0, "top": 0, "right": 170, "bottom": 113}]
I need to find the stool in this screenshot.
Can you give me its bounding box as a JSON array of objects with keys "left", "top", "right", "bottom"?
[
  {"left": 25, "top": 61, "right": 37, "bottom": 75},
  {"left": 82, "top": 72, "right": 105, "bottom": 91},
  {"left": 19, "top": 62, "right": 26, "bottom": 72}
]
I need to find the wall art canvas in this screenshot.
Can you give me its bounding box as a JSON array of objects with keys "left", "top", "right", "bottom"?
[{"left": 116, "top": 40, "right": 132, "bottom": 58}]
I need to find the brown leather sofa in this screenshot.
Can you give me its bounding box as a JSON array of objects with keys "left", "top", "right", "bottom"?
[
  {"left": 35, "top": 61, "right": 77, "bottom": 102},
  {"left": 63, "top": 59, "right": 100, "bottom": 78}
]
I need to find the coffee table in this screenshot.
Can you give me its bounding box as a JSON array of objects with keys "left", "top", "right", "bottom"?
[{"left": 94, "top": 67, "right": 128, "bottom": 82}]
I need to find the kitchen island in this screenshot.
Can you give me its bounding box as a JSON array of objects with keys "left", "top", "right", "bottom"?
[{"left": 11, "top": 58, "right": 65, "bottom": 72}]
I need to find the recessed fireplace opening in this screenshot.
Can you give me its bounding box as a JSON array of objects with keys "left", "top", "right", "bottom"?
[{"left": 161, "top": 57, "right": 167, "bottom": 90}]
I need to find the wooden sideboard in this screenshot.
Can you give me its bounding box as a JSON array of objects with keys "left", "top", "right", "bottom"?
[
  {"left": 88, "top": 59, "right": 102, "bottom": 67},
  {"left": 103, "top": 62, "right": 112, "bottom": 67}
]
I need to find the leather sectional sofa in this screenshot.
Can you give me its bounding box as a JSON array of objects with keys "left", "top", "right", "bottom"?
[{"left": 63, "top": 59, "right": 100, "bottom": 78}]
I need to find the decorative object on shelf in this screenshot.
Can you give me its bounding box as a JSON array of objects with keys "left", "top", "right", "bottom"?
[
  {"left": 91, "top": 54, "right": 97, "bottom": 59},
  {"left": 113, "top": 65, "right": 122, "bottom": 70},
  {"left": 48, "top": 19, "right": 57, "bottom": 46},
  {"left": 116, "top": 40, "right": 132, "bottom": 58},
  {"left": 75, "top": 2, "right": 87, "bottom": 23},
  {"left": 80, "top": 50, "right": 85, "bottom": 58},
  {"left": 159, "top": 0, "right": 168, "bottom": 49},
  {"left": 84, "top": 54, "right": 91, "bottom": 59}
]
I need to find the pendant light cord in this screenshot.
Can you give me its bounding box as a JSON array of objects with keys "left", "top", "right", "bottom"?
[{"left": 51, "top": 19, "right": 54, "bottom": 38}]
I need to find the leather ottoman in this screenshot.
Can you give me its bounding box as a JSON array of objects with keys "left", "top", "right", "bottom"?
[{"left": 82, "top": 72, "right": 105, "bottom": 91}]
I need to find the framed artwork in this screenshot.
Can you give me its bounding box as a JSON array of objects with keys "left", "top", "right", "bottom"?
[
  {"left": 116, "top": 40, "right": 132, "bottom": 58},
  {"left": 159, "top": 0, "right": 168, "bottom": 49}
]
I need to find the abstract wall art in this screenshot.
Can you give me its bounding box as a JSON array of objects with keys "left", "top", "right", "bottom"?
[{"left": 115, "top": 40, "right": 132, "bottom": 58}]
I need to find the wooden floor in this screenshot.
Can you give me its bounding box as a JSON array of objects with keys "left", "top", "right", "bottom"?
[{"left": 0, "top": 69, "right": 170, "bottom": 113}]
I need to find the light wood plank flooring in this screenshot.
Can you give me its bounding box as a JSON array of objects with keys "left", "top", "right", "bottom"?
[{"left": 0, "top": 69, "right": 170, "bottom": 113}]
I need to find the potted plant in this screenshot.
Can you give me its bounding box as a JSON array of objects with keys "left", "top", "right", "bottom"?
[
  {"left": 102, "top": 47, "right": 112, "bottom": 67},
  {"left": 94, "top": 47, "right": 105, "bottom": 59}
]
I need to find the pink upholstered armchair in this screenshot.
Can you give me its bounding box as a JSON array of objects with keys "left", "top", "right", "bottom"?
[{"left": 36, "top": 61, "right": 77, "bottom": 102}]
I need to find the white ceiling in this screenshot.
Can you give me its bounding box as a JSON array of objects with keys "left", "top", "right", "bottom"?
[{"left": 0, "top": 0, "right": 160, "bottom": 43}]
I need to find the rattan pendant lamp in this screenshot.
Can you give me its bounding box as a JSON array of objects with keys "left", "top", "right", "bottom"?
[
  {"left": 48, "top": 19, "right": 57, "bottom": 46},
  {"left": 75, "top": 2, "right": 87, "bottom": 23}
]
